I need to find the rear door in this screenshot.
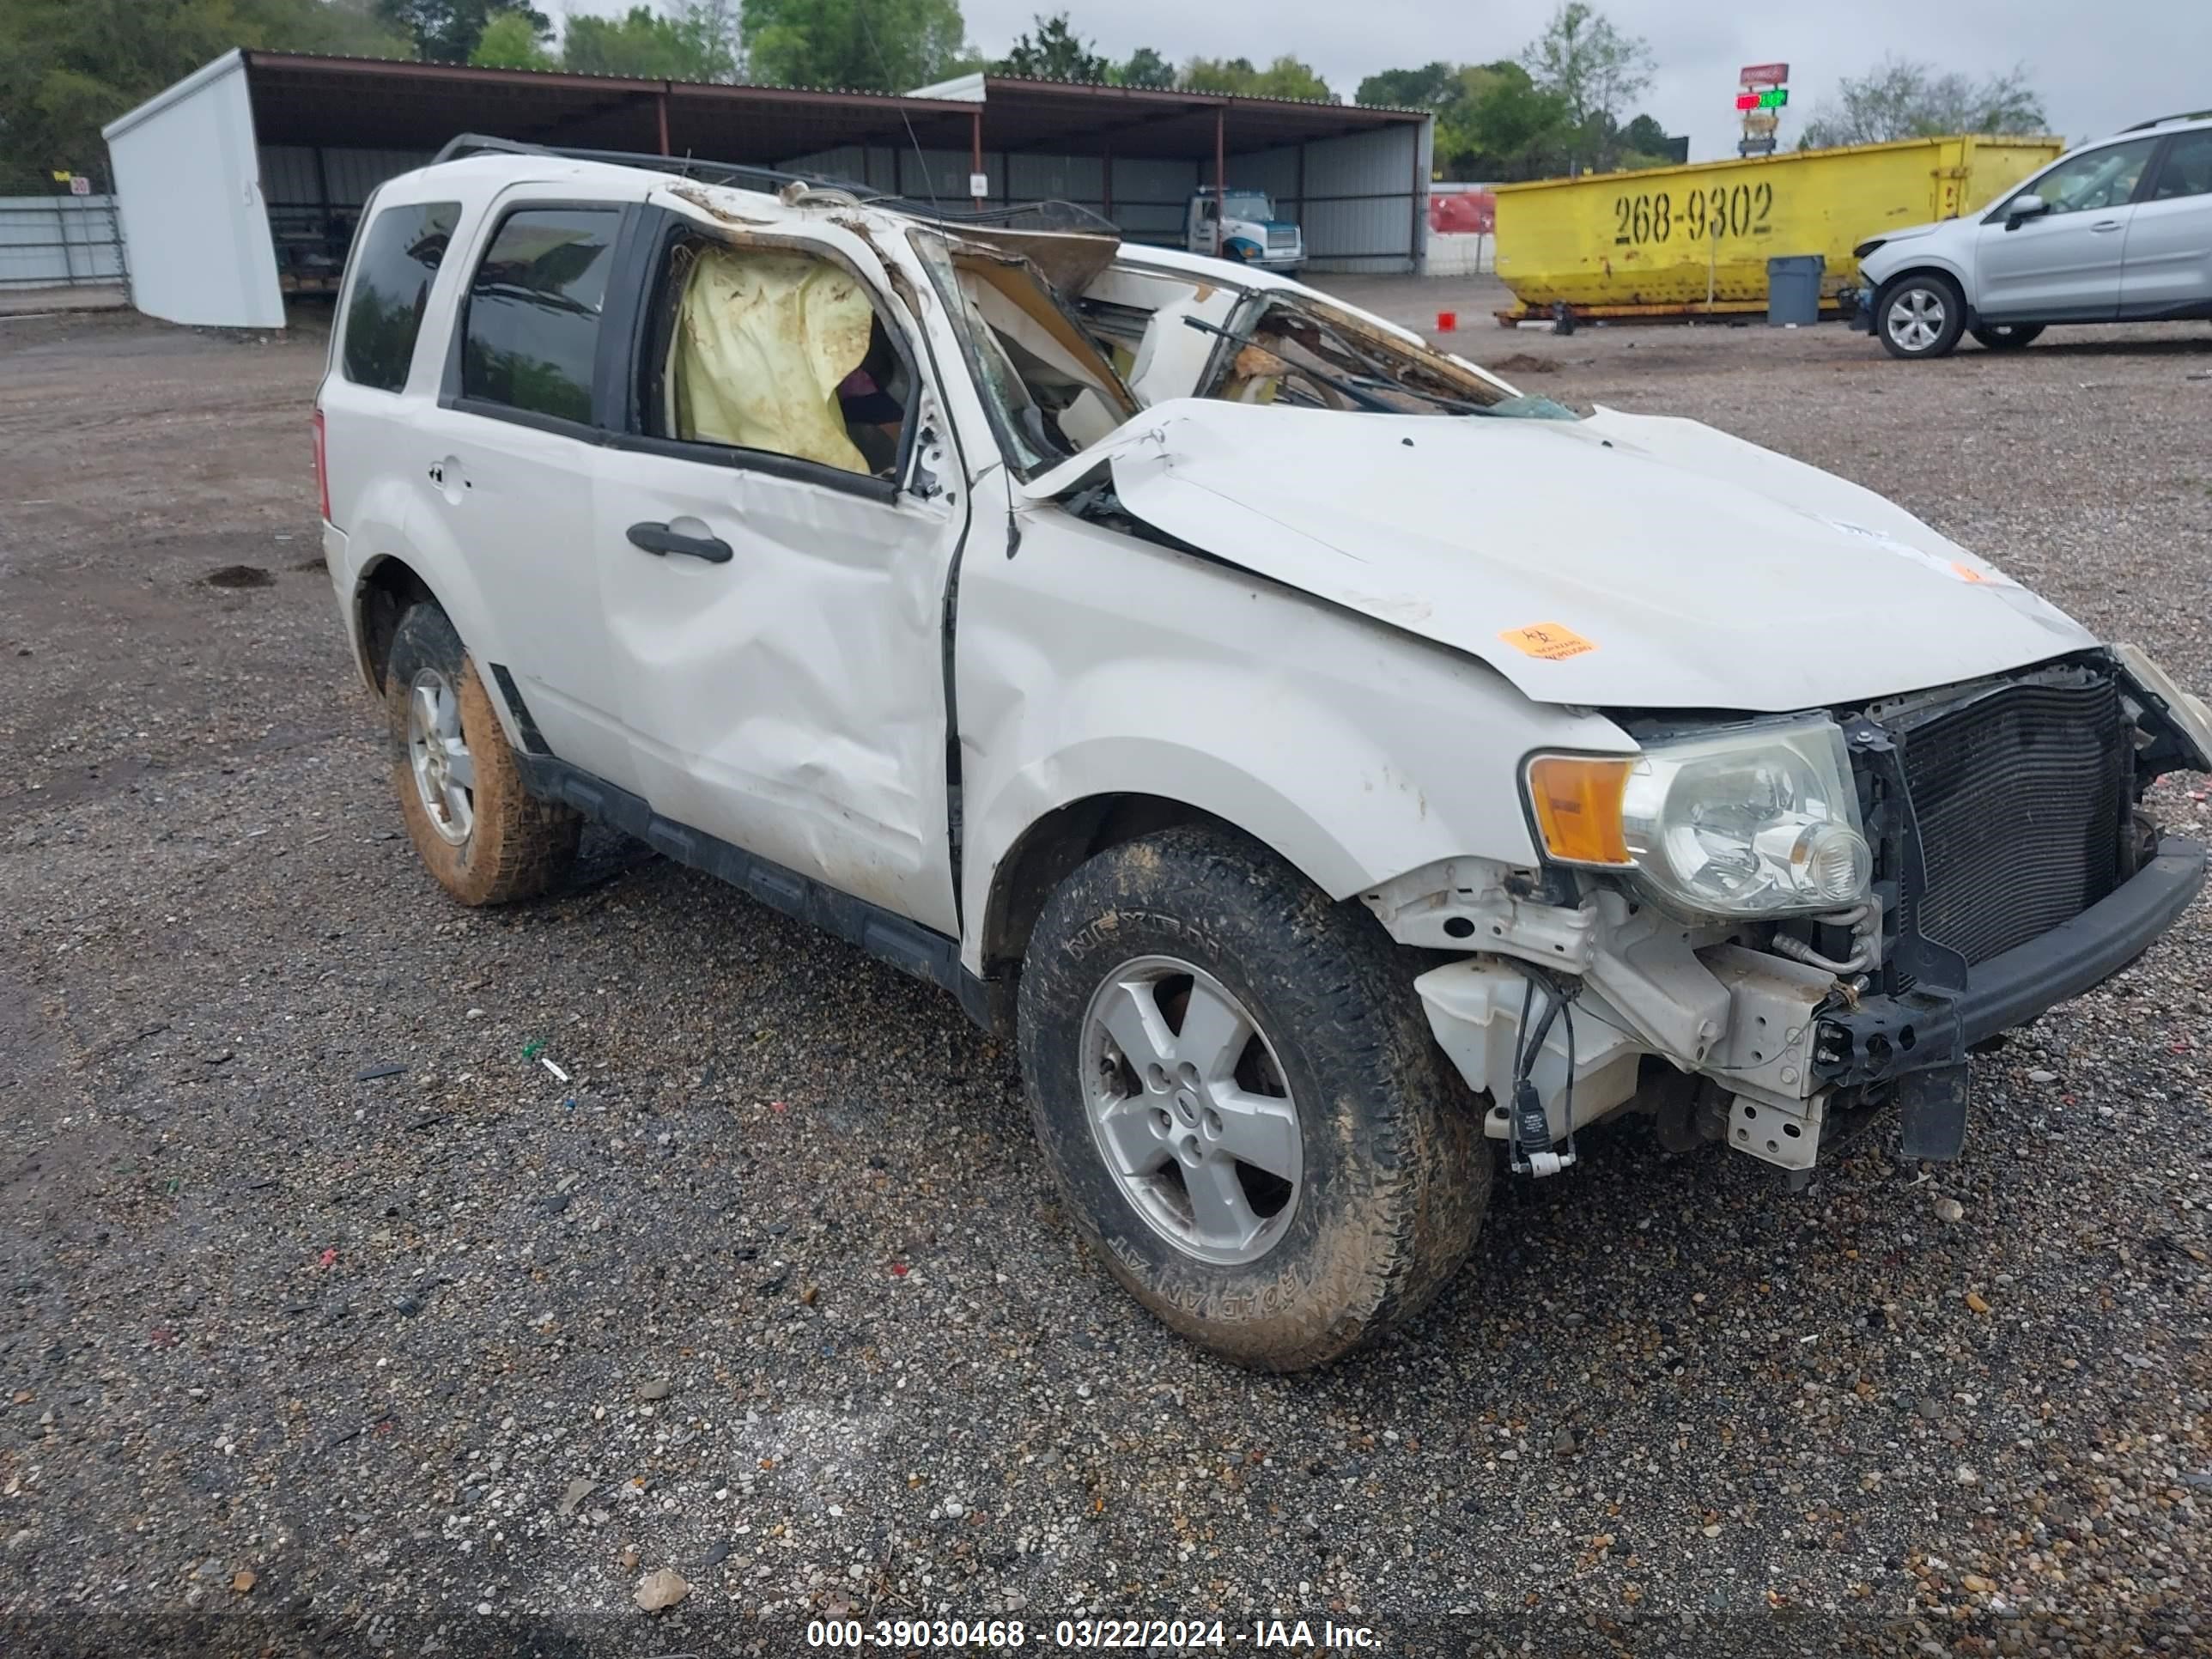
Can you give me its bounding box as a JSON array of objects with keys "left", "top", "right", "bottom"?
[
  {"left": 1973, "top": 137, "right": 2160, "bottom": 319},
  {"left": 2120, "top": 128, "right": 2212, "bottom": 317},
  {"left": 409, "top": 194, "right": 641, "bottom": 790},
  {"left": 587, "top": 212, "right": 969, "bottom": 933}
]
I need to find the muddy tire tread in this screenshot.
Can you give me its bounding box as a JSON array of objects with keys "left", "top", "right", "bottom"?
[
  {"left": 385, "top": 604, "right": 580, "bottom": 907},
  {"left": 1018, "top": 823, "right": 1490, "bottom": 1371}
]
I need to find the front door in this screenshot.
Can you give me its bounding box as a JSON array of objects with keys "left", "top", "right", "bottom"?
[
  {"left": 2120, "top": 128, "right": 2212, "bottom": 318},
  {"left": 1193, "top": 196, "right": 1222, "bottom": 256},
  {"left": 591, "top": 216, "right": 968, "bottom": 933},
  {"left": 1973, "top": 137, "right": 2160, "bottom": 320}
]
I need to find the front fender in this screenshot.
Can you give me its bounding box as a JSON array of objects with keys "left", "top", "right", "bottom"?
[
  {"left": 1869, "top": 250, "right": 1975, "bottom": 307},
  {"left": 955, "top": 510, "right": 1635, "bottom": 972}
]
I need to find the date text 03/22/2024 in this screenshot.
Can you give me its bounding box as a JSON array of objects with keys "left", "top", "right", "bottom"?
[{"left": 804, "top": 1617, "right": 1383, "bottom": 1649}]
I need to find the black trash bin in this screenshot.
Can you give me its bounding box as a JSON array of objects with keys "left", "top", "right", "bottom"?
[{"left": 1767, "top": 254, "right": 1825, "bottom": 326}]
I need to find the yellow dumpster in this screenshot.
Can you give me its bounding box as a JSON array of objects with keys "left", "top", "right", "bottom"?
[{"left": 1491, "top": 134, "right": 2064, "bottom": 322}]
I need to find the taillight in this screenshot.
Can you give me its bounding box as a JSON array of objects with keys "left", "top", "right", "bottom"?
[{"left": 312, "top": 406, "right": 331, "bottom": 522}]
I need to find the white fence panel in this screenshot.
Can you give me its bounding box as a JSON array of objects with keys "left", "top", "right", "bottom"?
[{"left": 0, "top": 194, "right": 127, "bottom": 289}]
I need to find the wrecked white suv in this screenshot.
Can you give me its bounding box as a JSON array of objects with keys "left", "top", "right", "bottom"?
[{"left": 317, "top": 139, "right": 2212, "bottom": 1370}]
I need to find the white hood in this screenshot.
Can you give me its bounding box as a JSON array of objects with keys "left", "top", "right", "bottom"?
[{"left": 1022, "top": 399, "right": 2096, "bottom": 711}]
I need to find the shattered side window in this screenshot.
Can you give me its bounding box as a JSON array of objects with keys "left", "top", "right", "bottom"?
[{"left": 909, "top": 231, "right": 1139, "bottom": 479}]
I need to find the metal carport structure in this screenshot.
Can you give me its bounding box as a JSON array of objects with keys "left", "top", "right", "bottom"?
[{"left": 101, "top": 51, "right": 1431, "bottom": 329}]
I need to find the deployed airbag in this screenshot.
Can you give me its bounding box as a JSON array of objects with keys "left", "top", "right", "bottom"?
[{"left": 672, "top": 246, "right": 874, "bottom": 475}]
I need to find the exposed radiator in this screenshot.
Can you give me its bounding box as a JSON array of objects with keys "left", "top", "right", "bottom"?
[{"left": 1897, "top": 676, "right": 2127, "bottom": 966}]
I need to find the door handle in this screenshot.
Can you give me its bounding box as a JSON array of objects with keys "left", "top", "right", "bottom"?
[
  {"left": 627, "top": 520, "right": 732, "bottom": 563},
  {"left": 2090, "top": 220, "right": 2124, "bottom": 233}
]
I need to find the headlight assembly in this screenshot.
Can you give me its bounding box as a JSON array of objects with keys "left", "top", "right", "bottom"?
[
  {"left": 2112, "top": 642, "right": 2212, "bottom": 773},
  {"left": 1524, "top": 715, "right": 1873, "bottom": 918}
]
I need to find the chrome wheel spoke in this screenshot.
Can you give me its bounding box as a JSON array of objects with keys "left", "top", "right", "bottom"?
[
  {"left": 1174, "top": 981, "right": 1250, "bottom": 1082},
  {"left": 1097, "top": 979, "right": 1176, "bottom": 1071},
  {"left": 1184, "top": 1155, "right": 1261, "bottom": 1249},
  {"left": 1096, "top": 1097, "right": 1174, "bottom": 1176},
  {"left": 1208, "top": 1087, "right": 1300, "bottom": 1180},
  {"left": 440, "top": 737, "right": 476, "bottom": 791}
]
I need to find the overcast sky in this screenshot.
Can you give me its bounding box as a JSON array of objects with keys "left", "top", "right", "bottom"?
[{"left": 563, "top": 1, "right": 2208, "bottom": 163}]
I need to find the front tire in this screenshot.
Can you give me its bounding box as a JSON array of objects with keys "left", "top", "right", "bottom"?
[
  {"left": 1971, "top": 322, "right": 2044, "bottom": 350},
  {"left": 385, "top": 603, "right": 579, "bottom": 906},
  {"left": 1017, "top": 824, "right": 1490, "bottom": 1370},
  {"left": 1878, "top": 273, "right": 1966, "bottom": 359}
]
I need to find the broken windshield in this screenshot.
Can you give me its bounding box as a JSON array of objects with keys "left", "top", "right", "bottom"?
[
  {"left": 1200, "top": 294, "right": 1578, "bottom": 422},
  {"left": 909, "top": 230, "right": 1140, "bottom": 480}
]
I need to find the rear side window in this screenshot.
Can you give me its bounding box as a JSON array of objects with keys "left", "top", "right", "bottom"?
[
  {"left": 340, "top": 201, "right": 459, "bottom": 392},
  {"left": 459, "top": 208, "right": 622, "bottom": 424},
  {"left": 2149, "top": 129, "right": 2212, "bottom": 201}
]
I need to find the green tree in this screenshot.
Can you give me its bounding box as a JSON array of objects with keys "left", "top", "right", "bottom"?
[
  {"left": 994, "top": 12, "right": 1107, "bottom": 82},
  {"left": 671, "top": 1, "right": 744, "bottom": 82},
  {"left": 246, "top": 0, "right": 413, "bottom": 54},
  {"left": 470, "top": 9, "right": 550, "bottom": 67},
  {"left": 1110, "top": 46, "right": 1175, "bottom": 89},
  {"left": 0, "top": 0, "right": 409, "bottom": 187},
  {"left": 1434, "top": 61, "right": 1574, "bottom": 181},
  {"left": 1355, "top": 62, "right": 1459, "bottom": 112},
  {"left": 563, "top": 6, "right": 686, "bottom": 76},
  {"left": 739, "top": 0, "right": 969, "bottom": 93},
  {"left": 560, "top": 3, "right": 740, "bottom": 80},
  {"left": 1799, "top": 56, "right": 2048, "bottom": 149},
  {"left": 1182, "top": 55, "right": 1334, "bottom": 102},
  {"left": 374, "top": 0, "right": 549, "bottom": 64},
  {"left": 1521, "top": 1, "right": 1652, "bottom": 169}
]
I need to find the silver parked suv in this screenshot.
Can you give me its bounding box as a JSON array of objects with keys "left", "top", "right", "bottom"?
[
  {"left": 317, "top": 137, "right": 2209, "bottom": 1369},
  {"left": 1856, "top": 112, "right": 2212, "bottom": 358}
]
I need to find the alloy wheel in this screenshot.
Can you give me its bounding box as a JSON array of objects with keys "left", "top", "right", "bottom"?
[
  {"left": 1080, "top": 956, "right": 1303, "bottom": 1266},
  {"left": 404, "top": 667, "right": 477, "bottom": 846}
]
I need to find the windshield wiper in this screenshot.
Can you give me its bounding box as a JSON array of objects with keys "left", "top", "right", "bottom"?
[{"left": 1177, "top": 314, "right": 1405, "bottom": 414}]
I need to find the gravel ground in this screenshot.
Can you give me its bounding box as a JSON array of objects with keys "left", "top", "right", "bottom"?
[{"left": 3, "top": 298, "right": 2210, "bottom": 1658}]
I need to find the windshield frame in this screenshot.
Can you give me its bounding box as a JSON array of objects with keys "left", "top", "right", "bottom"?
[
  {"left": 908, "top": 227, "right": 1141, "bottom": 481},
  {"left": 1195, "top": 289, "right": 1567, "bottom": 418}
]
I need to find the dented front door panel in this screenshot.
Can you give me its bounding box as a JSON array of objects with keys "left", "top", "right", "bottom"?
[
  {"left": 589, "top": 217, "right": 969, "bottom": 935},
  {"left": 593, "top": 454, "right": 967, "bottom": 932}
]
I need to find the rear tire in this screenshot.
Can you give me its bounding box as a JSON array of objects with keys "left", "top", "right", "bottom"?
[
  {"left": 1971, "top": 322, "right": 2044, "bottom": 350},
  {"left": 385, "top": 603, "right": 579, "bottom": 906},
  {"left": 1017, "top": 823, "right": 1490, "bottom": 1370},
  {"left": 1878, "top": 273, "right": 1966, "bottom": 360}
]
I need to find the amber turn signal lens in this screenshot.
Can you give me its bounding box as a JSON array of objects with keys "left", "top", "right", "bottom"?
[{"left": 1525, "top": 755, "right": 1634, "bottom": 866}]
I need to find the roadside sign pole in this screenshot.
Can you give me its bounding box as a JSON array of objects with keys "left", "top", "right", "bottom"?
[{"left": 1738, "top": 62, "right": 1790, "bottom": 159}]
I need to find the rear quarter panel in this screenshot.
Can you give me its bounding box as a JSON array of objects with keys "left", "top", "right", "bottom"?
[{"left": 319, "top": 184, "right": 515, "bottom": 695}]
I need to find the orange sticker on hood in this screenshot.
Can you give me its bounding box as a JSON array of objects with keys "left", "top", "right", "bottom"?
[{"left": 1499, "top": 622, "right": 1597, "bottom": 661}]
